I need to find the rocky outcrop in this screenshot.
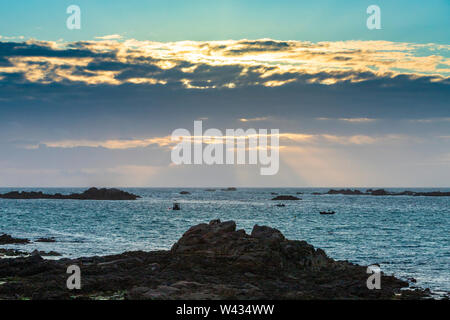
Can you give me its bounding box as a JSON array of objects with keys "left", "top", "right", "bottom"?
[
  {"left": 271, "top": 195, "right": 301, "bottom": 200},
  {"left": 0, "top": 248, "right": 60, "bottom": 258},
  {"left": 0, "top": 188, "right": 140, "bottom": 200},
  {"left": 0, "top": 248, "right": 28, "bottom": 257},
  {"left": 326, "top": 189, "right": 365, "bottom": 195},
  {"left": 171, "top": 220, "right": 332, "bottom": 273},
  {"left": 0, "top": 220, "right": 434, "bottom": 300},
  {"left": 179, "top": 191, "right": 190, "bottom": 195},
  {"left": 221, "top": 187, "right": 237, "bottom": 191},
  {"left": 30, "top": 250, "right": 61, "bottom": 257},
  {"left": 325, "top": 189, "right": 450, "bottom": 197},
  {"left": 0, "top": 234, "right": 30, "bottom": 245}
]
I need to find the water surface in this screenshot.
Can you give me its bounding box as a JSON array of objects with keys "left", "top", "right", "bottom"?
[{"left": 0, "top": 187, "right": 448, "bottom": 295}]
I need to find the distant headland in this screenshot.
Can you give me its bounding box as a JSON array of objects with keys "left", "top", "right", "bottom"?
[{"left": 323, "top": 189, "right": 450, "bottom": 197}]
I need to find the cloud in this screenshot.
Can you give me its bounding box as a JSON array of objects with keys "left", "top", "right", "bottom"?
[
  {"left": 32, "top": 132, "right": 415, "bottom": 151},
  {"left": 317, "top": 117, "right": 377, "bottom": 123},
  {"left": 239, "top": 117, "right": 269, "bottom": 122},
  {"left": 409, "top": 117, "right": 450, "bottom": 123},
  {"left": 42, "top": 137, "right": 173, "bottom": 149},
  {"left": 95, "top": 34, "right": 123, "bottom": 40},
  {"left": 0, "top": 38, "right": 448, "bottom": 89}
]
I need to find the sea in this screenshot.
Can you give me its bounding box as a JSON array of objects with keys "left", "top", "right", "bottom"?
[{"left": 0, "top": 187, "right": 449, "bottom": 296}]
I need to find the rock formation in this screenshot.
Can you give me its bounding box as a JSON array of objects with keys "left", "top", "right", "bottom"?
[
  {"left": 271, "top": 195, "right": 301, "bottom": 200},
  {"left": 0, "top": 234, "right": 30, "bottom": 245},
  {"left": 0, "top": 188, "right": 140, "bottom": 200},
  {"left": 0, "top": 220, "right": 433, "bottom": 300},
  {"left": 325, "top": 189, "right": 450, "bottom": 197}
]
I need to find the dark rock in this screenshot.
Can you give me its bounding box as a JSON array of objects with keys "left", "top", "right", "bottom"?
[
  {"left": 179, "top": 191, "right": 190, "bottom": 195},
  {"left": 0, "top": 188, "right": 140, "bottom": 200},
  {"left": 31, "top": 249, "right": 61, "bottom": 257},
  {"left": 320, "top": 211, "right": 335, "bottom": 215},
  {"left": 35, "top": 237, "right": 56, "bottom": 243},
  {"left": 0, "top": 248, "right": 28, "bottom": 257},
  {"left": 0, "top": 220, "right": 436, "bottom": 300},
  {"left": 369, "top": 189, "right": 389, "bottom": 196},
  {"left": 326, "top": 189, "right": 365, "bottom": 195},
  {"left": 0, "top": 234, "right": 30, "bottom": 244},
  {"left": 407, "top": 277, "right": 417, "bottom": 283},
  {"left": 221, "top": 187, "right": 237, "bottom": 191},
  {"left": 251, "top": 225, "right": 285, "bottom": 241},
  {"left": 271, "top": 195, "right": 301, "bottom": 200},
  {"left": 323, "top": 188, "right": 450, "bottom": 197}
]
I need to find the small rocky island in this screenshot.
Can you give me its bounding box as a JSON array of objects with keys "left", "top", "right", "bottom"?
[
  {"left": 0, "top": 188, "right": 140, "bottom": 200},
  {"left": 0, "top": 220, "right": 432, "bottom": 300}
]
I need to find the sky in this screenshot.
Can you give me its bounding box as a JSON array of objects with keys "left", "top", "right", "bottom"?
[{"left": 0, "top": 1, "right": 449, "bottom": 187}]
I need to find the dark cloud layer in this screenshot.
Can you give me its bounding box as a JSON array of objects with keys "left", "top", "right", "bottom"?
[{"left": 0, "top": 39, "right": 448, "bottom": 186}]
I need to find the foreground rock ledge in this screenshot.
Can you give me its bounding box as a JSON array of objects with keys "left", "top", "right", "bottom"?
[{"left": 0, "top": 220, "right": 431, "bottom": 300}]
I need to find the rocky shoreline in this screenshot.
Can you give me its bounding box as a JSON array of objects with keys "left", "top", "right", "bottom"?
[
  {"left": 0, "top": 220, "right": 435, "bottom": 300},
  {"left": 0, "top": 187, "right": 140, "bottom": 200}
]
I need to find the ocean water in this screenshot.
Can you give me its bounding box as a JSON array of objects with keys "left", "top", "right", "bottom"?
[{"left": 0, "top": 187, "right": 449, "bottom": 295}]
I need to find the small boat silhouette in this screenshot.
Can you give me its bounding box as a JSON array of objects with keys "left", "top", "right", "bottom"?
[
  {"left": 320, "top": 211, "right": 335, "bottom": 215},
  {"left": 173, "top": 203, "right": 181, "bottom": 210}
]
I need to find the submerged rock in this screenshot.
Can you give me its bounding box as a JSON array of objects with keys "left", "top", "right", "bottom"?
[{"left": 35, "top": 237, "right": 56, "bottom": 243}]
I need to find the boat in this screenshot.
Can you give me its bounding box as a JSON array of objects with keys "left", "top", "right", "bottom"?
[
  {"left": 173, "top": 203, "right": 181, "bottom": 210},
  {"left": 320, "top": 211, "right": 335, "bottom": 215}
]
